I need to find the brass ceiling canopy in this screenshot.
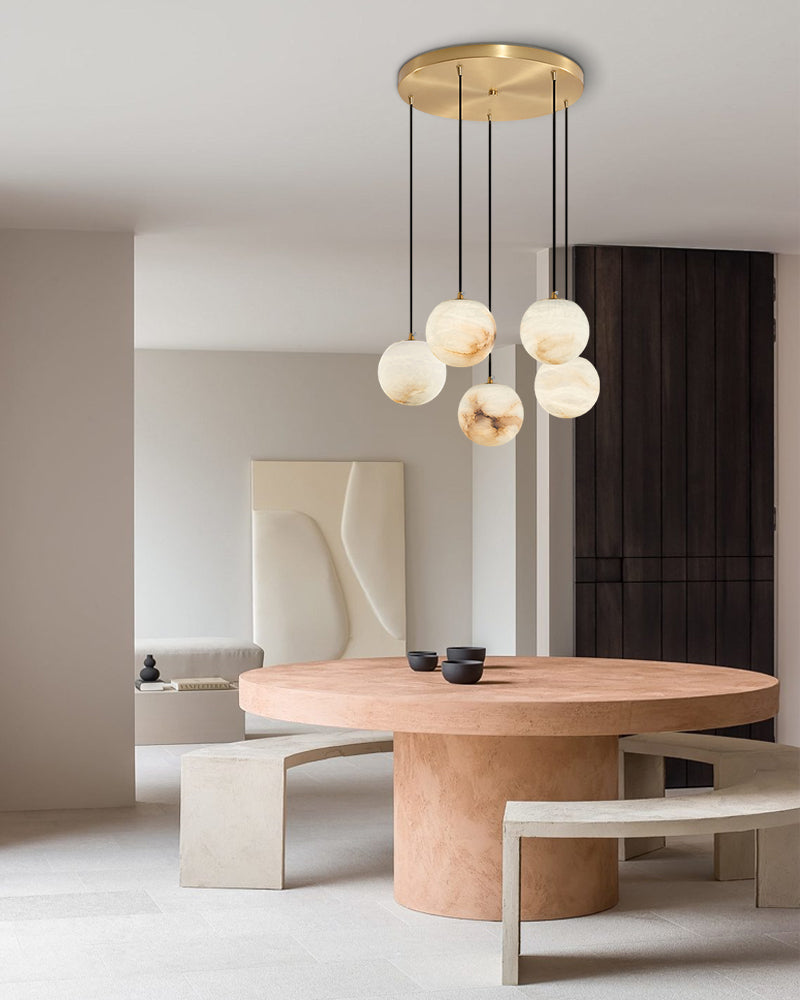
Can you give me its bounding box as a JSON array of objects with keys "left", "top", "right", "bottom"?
[{"left": 397, "top": 43, "right": 584, "bottom": 122}]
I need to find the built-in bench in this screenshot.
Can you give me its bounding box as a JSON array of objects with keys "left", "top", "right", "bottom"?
[
  {"left": 134, "top": 637, "right": 265, "bottom": 745},
  {"left": 179, "top": 730, "right": 393, "bottom": 889},
  {"left": 135, "top": 636, "right": 264, "bottom": 683},
  {"left": 501, "top": 763, "right": 800, "bottom": 986},
  {"left": 619, "top": 732, "right": 799, "bottom": 878}
]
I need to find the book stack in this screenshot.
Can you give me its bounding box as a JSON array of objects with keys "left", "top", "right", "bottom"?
[
  {"left": 169, "top": 677, "right": 235, "bottom": 691},
  {"left": 135, "top": 680, "right": 168, "bottom": 692},
  {"left": 135, "top": 677, "right": 235, "bottom": 692}
]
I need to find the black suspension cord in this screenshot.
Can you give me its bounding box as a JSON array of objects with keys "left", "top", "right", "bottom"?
[
  {"left": 458, "top": 65, "right": 463, "bottom": 296},
  {"left": 487, "top": 115, "right": 493, "bottom": 382},
  {"left": 409, "top": 97, "right": 413, "bottom": 337},
  {"left": 564, "top": 100, "right": 569, "bottom": 300},
  {"left": 551, "top": 72, "right": 557, "bottom": 297}
]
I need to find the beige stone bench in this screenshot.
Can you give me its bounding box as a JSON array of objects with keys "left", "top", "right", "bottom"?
[
  {"left": 619, "top": 732, "right": 799, "bottom": 878},
  {"left": 501, "top": 764, "right": 800, "bottom": 986},
  {"left": 179, "top": 730, "right": 393, "bottom": 889}
]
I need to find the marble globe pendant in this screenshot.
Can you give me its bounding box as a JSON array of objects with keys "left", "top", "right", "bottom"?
[
  {"left": 535, "top": 356, "right": 600, "bottom": 419},
  {"left": 458, "top": 380, "right": 524, "bottom": 447},
  {"left": 426, "top": 296, "right": 496, "bottom": 367},
  {"left": 520, "top": 296, "right": 590, "bottom": 365},
  {"left": 378, "top": 337, "right": 446, "bottom": 406}
]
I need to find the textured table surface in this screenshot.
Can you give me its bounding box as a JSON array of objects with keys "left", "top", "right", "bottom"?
[{"left": 239, "top": 656, "right": 778, "bottom": 737}]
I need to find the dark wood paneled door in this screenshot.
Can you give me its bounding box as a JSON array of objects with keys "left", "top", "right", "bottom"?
[{"left": 573, "top": 246, "right": 775, "bottom": 786}]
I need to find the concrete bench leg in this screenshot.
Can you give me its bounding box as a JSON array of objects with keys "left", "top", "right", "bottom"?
[
  {"left": 620, "top": 752, "right": 665, "bottom": 860},
  {"left": 501, "top": 830, "right": 521, "bottom": 986},
  {"left": 714, "top": 759, "right": 759, "bottom": 881},
  {"left": 757, "top": 824, "right": 800, "bottom": 907},
  {"left": 180, "top": 754, "right": 286, "bottom": 889},
  {"left": 621, "top": 749, "right": 756, "bottom": 878}
]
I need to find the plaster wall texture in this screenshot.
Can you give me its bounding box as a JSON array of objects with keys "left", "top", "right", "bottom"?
[
  {"left": 0, "top": 229, "right": 134, "bottom": 810},
  {"left": 135, "top": 350, "right": 472, "bottom": 655}
]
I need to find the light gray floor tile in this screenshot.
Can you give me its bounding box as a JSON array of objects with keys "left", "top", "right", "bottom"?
[
  {"left": 195, "top": 888, "right": 348, "bottom": 934},
  {"left": 0, "top": 940, "right": 109, "bottom": 983},
  {"left": 0, "top": 973, "right": 199, "bottom": 999},
  {"left": 341, "top": 991, "right": 526, "bottom": 1000},
  {"left": 655, "top": 894, "right": 800, "bottom": 936},
  {"left": 0, "top": 848, "right": 55, "bottom": 873},
  {"left": 0, "top": 871, "right": 86, "bottom": 896},
  {"left": 0, "top": 889, "right": 159, "bottom": 922},
  {"left": 290, "top": 912, "right": 486, "bottom": 962},
  {"left": 513, "top": 932, "right": 792, "bottom": 997},
  {"left": 765, "top": 930, "right": 800, "bottom": 951},
  {"left": 97, "top": 930, "right": 313, "bottom": 976},
  {"left": 43, "top": 846, "right": 178, "bottom": 873},
  {"left": 78, "top": 865, "right": 182, "bottom": 891},
  {"left": 388, "top": 950, "right": 505, "bottom": 991},
  {"left": 11, "top": 911, "right": 212, "bottom": 946},
  {"left": 709, "top": 934, "right": 800, "bottom": 999},
  {"left": 513, "top": 908, "right": 698, "bottom": 951},
  {"left": 514, "top": 965, "right": 759, "bottom": 999},
  {"left": 185, "top": 958, "right": 421, "bottom": 1000}
]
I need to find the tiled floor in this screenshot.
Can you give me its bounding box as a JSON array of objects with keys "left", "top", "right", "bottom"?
[{"left": 0, "top": 718, "right": 797, "bottom": 999}]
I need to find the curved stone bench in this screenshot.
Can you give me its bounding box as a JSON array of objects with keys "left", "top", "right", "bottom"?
[
  {"left": 501, "top": 764, "right": 800, "bottom": 985},
  {"left": 619, "top": 732, "right": 799, "bottom": 878},
  {"left": 179, "top": 730, "right": 392, "bottom": 889}
]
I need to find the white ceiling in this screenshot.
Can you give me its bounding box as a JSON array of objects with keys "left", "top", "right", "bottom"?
[{"left": 2, "top": 1, "right": 798, "bottom": 351}]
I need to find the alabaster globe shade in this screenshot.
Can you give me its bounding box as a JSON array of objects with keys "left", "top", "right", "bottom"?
[
  {"left": 520, "top": 297, "right": 590, "bottom": 365},
  {"left": 426, "top": 298, "right": 496, "bottom": 367},
  {"left": 535, "top": 357, "right": 600, "bottom": 419},
  {"left": 378, "top": 339, "right": 446, "bottom": 406},
  {"left": 458, "top": 382, "right": 524, "bottom": 447}
]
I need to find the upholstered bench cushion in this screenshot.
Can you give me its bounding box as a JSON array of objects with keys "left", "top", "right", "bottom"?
[{"left": 134, "top": 637, "right": 264, "bottom": 682}]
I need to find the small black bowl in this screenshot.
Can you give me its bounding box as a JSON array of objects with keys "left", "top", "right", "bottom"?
[
  {"left": 441, "top": 659, "right": 484, "bottom": 684},
  {"left": 446, "top": 646, "right": 486, "bottom": 663},
  {"left": 407, "top": 651, "right": 438, "bottom": 672}
]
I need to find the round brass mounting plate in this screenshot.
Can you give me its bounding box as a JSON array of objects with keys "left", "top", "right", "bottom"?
[{"left": 398, "top": 43, "right": 584, "bottom": 122}]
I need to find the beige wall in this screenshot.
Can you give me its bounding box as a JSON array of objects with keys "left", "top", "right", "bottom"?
[
  {"left": 135, "top": 350, "right": 473, "bottom": 654},
  {"left": 471, "top": 345, "right": 538, "bottom": 655},
  {"left": 777, "top": 253, "right": 800, "bottom": 745},
  {"left": 0, "top": 230, "right": 134, "bottom": 810}
]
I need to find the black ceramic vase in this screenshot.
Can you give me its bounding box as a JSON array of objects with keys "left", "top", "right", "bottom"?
[
  {"left": 407, "top": 651, "right": 438, "bottom": 672},
  {"left": 441, "top": 659, "right": 483, "bottom": 684},
  {"left": 139, "top": 654, "right": 160, "bottom": 683}
]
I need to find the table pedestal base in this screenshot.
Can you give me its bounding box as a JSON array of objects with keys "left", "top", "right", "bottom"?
[{"left": 393, "top": 732, "right": 619, "bottom": 920}]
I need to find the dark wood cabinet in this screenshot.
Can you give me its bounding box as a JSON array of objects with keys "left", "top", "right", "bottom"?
[{"left": 573, "top": 246, "right": 775, "bottom": 786}]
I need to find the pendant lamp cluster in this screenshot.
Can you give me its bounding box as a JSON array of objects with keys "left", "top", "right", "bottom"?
[{"left": 378, "top": 44, "right": 600, "bottom": 443}]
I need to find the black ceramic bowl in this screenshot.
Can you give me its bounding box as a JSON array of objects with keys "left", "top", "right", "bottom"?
[
  {"left": 441, "top": 659, "right": 484, "bottom": 684},
  {"left": 407, "top": 651, "right": 438, "bottom": 672},
  {"left": 446, "top": 646, "right": 486, "bottom": 663}
]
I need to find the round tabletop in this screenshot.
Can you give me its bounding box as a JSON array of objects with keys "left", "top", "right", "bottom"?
[{"left": 239, "top": 656, "right": 779, "bottom": 737}]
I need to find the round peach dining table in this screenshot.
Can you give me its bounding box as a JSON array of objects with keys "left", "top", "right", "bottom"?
[{"left": 238, "top": 656, "right": 778, "bottom": 921}]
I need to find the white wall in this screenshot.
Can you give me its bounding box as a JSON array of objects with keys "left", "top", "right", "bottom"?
[
  {"left": 0, "top": 230, "right": 134, "bottom": 810},
  {"left": 135, "top": 350, "right": 473, "bottom": 654},
  {"left": 471, "top": 345, "right": 537, "bottom": 655},
  {"left": 776, "top": 254, "right": 800, "bottom": 745}
]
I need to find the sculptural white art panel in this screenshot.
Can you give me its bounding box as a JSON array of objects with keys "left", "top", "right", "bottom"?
[{"left": 251, "top": 461, "right": 406, "bottom": 665}]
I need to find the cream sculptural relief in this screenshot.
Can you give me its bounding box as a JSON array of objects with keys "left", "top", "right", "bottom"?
[
  {"left": 340, "top": 462, "right": 406, "bottom": 639},
  {"left": 252, "top": 509, "right": 349, "bottom": 665},
  {"left": 252, "top": 461, "right": 406, "bottom": 665},
  {"left": 426, "top": 298, "right": 496, "bottom": 367}
]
